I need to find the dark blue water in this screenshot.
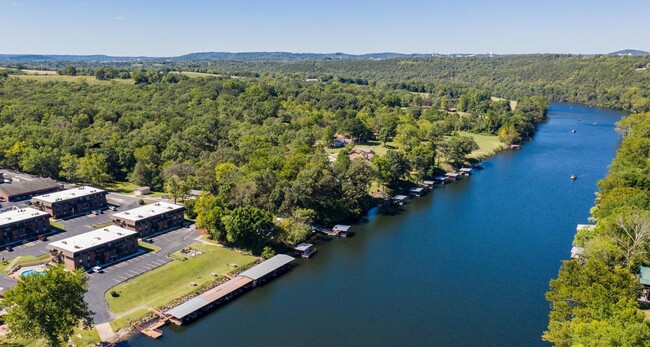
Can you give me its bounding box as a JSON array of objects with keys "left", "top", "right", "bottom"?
[{"left": 126, "top": 103, "right": 623, "bottom": 346}]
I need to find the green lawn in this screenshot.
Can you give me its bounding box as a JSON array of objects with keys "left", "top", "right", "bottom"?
[
  {"left": 179, "top": 71, "right": 221, "bottom": 78},
  {"left": 104, "top": 181, "right": 139, "bottom": 194},
  {"left": 458, "top": 131, "right": 503, "bottom": 158},
  {"left": 138, "top": 241, "right": 161, "bottom": 254},
  {"left": 50, "top": 220, "right": 65, "bottom": 230},
  {"left": 105, "top": 243, "right": 256, "bottom": 317},
  {"left": 0, "top": 326, "right": 99, "bottom": 347},
  {"left": 1, "top": 253, "right": 51, "bottom": 275}
]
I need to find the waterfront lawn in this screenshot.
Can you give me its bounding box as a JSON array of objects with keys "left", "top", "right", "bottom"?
[
  {"left": 458, "top": 131, "right": 503, "bottom": 158},
  {"left": 105, "top": 243, "right": 256, "bottom": 317}
]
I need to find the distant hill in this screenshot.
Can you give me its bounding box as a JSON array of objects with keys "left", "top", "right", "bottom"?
[
  {"left": 608, "top": 49, "right": 650, "bottom": 56},
  {"left": 0, "top": 51, "right": 453, "bottom": 63}
]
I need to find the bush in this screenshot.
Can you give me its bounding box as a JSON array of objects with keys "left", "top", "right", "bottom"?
[
  {"left": 110, "top": 290, "right": 119, "bottom": 298},
  {"left": 138, "top": 199, "right": 145, "bottom": 205}
]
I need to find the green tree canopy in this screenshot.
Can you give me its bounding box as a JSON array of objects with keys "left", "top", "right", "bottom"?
[{"left": 3, "top": 265, "right": 93, "bottom": 347}]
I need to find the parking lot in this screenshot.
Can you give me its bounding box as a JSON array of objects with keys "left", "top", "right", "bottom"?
[{"left": 0, "top": 190, "right": 200, "bottom": 324}]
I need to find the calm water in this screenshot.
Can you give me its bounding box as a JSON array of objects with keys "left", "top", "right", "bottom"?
[{"left": 126, "top": 103, "right": 623, "bottom": 347}]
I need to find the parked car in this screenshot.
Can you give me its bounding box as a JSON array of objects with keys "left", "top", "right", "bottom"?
[
  {"left": 92, "top": 210, "right": 101, "bottom": 215},
  {"left": 5, "top": 246, "right": 13, "bottom": 252},
  {"left": 142, "top": 238, "right": 154, "bottom": 244},
  {"left": 91, "top": 266, "right": 103, "bottom": 273},
  {"left": 108, "top": 206, "right": 117, "bottom": 211},
  {"left": 24, "top": 201, "right": 32, "bottom": 205}
]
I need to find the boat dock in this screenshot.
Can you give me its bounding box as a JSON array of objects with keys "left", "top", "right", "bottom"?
[{"left": 138, "top": 254, "right": 295, "bottom": 338}]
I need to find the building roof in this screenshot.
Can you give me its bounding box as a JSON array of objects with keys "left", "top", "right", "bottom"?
[
  {"left": 47, "top": 225, "right": 136, "bottom": 255},
  {"left": 165, "top": 276, "right": 252, "bottom": 319},
  {"left": 435, "top": 176, "right": 449, "bottom": 181},
  {"left": 294, "top": 243, "right": 313, "bottom": 252},
  {"left": 570, "top": 246, "right": 584, "bottom": 259},
  {"left": 333, "top": 224, "right": 351, "bottom": 232},
  {"left": 445, "top": 172, "right": 460, "bottom": 177},
  {"left": 641, "top": 266, "right": 650, "bottom": 286},
  {"left": 33, "top": 186, "right": 105, "bottom": 203},
  {"left": 409, "top": 187, "right": 424, "bottom": 193},
  {"left": 0, "top": 178, "right": 60, "bottom": 198},
  {"left": 423, "top": 180, "right": 435, "bottom": 185},
  {"left": 392, "top": 195, "right": 408, "bottom": 201},
  {"left": 459, "top": 168, "right": 473, "bottom": 172},
  {"left": 239, "top": 254, "right": 295, "bottom": 281},
  {"left": 0, "top": 208, "right": 49, "bottom": 227},
  {"left": 576, "top": 224, "right": 596, "bottom": 231},
  {"left": 112, "top": 202, "right": 184, "bottom": 222}
]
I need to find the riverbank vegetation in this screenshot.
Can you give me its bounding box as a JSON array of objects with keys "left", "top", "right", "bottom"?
[
  {"left": 0, "top": 75, "right": 547, "bottom": 254},
  {"left": 545, "top": 112, "right": 650, "bottom": 346}
]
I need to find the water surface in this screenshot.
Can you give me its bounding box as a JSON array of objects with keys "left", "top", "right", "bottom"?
[{"left": 126, "top": 103, "right": 623, "bottom": 346}]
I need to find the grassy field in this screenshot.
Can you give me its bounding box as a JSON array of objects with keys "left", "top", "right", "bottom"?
[
  {"left": 9, "top": 74, "right": 133, "bottom": 85},
  {"left": 105, "top": 243, "right": 255, "bottom": 318},
  {"left": 179, "top": 71, "right": 221, "bottom": 78},
  {"left": 105, "top": 181, "right": 139, "bottom": 194},
  {"left": 458, "top": 131, "right": 503, "bottom": 158},
  {"left": 325, "top": 140, "right": 397, "bottom": 157}
]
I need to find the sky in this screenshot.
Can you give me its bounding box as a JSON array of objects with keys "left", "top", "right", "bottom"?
[{"left": 1, "top": 0, "right": 649, "bottom": 56}]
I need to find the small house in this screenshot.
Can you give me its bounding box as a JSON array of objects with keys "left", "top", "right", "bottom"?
[
  {"left": 639, "top": 266, "right": 650, "bottom": 302},
  {"left": 434, "top": 176, "right": 450, "bottom": 184},
  {"left": 570, "top": 246, "right": 584, "bottom": 259},
  {"left": 332, "top": 224, "right": 351, "bottom": 237},
  {"left": 445, "top": 172, "right": 461, "bottom": 181},
  {"left": 134, "top": 186, "right": 151, "bottom": 196},
  {"left": 409, "top": 187, "right": 426, "bottom": 197},
  {"left": 348, "top": 148, "right": 375, "bottom": 161},
  {"left": 392, "top": 195, "right": 409, "bottom": 206},
  {"left": 459, "top": 168, "right": 473, "bottom": 175},
  {"left": 294, "top": 243, "right": 317, "bottom": 258},
  {"left": 576, "top": 224, "right": 596, "bottom": 232}
]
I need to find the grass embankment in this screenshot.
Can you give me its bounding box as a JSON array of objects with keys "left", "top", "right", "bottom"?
[
  {"left": 0, "top": 253, "right": 51, "bottom": 275},
  {"left": 138, "top": 241, "right": 161, "bottom": 254},
  {"left": 49, "top": 220, "right": 65, "bottom": 230},
  {"left": 0, "top": 326, "right": 100, "bottom": 346},
  {"left": 9, "top": 74, "right": 133, "bottom": 85},
  {"left": 105, "top": 243, "right": 255, "bottom": 330},
  {"left": 91, "top": 222, "right": 113, "bottom": 229},
  {"left": 457, "top": 131, "right": 503, "bottom": 159}
]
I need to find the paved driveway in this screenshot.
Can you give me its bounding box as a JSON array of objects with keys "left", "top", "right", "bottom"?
[{"left": 86, "top": 225, "right": 200, "bottom": 324}]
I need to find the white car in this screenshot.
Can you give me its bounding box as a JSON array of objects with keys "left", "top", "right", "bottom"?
[{"left": 91, "top": 266, "right": 103, "bottom": 273}]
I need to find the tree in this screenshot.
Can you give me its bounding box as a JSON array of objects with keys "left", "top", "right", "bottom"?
[
  {"left": 77, "top": 153, "right": 111, "bottom": 186},
  {"left": 3, "top": 265, "right": 93, "bottom": 347},
  {"left": 194, "top": 194, "right": 227, "bottom": 241},
  {"left": 277, "top": 217, "right": 312, "bottom": 245},
  {"left": 612, "top": 211, "right": 650, "bottom": 269},
  {"left": 544, "top": 258, "right": 643, "bottom": 346},
  {"left": 372, "top": 150, "right": 409, "bottom": 187},
  {"left": 131, "top": 145, "right": 161, "bottom": 188},
  {"left": 261, "top": 246, "right": 276, "bottom": 259},
  {"left": 61, "top": 65, "right": 78, "bottom": 76},
  {"left": 165, "top": 175, "right": 190, "bottom": 203},
  {"left": 223, "top": 205, "right": 278, "bottom": 253},
  {"left": 441, "top": 135, "right": 478, "bottom": 165}
]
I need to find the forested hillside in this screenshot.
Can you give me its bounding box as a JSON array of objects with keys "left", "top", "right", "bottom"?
[
  {"left": 168, "top": 55, "right": 650, "bottom": 112},
  {"left": 0, "top": 74, "right": 547, "bottom": 253},
  {"left": 545, "top": 113, "right": 650, "bottom": 346}
]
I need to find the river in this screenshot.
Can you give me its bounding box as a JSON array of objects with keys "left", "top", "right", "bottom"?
[{"left": 125, "top": 103, "right": 624, "bottom": 347}]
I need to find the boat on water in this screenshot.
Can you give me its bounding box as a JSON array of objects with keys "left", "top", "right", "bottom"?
[
  {"left": 571, "top": 129, "right": 576, "bottom": 133},
  {"left": 570, "top": 175, "right": 577, "bottom": 180}
]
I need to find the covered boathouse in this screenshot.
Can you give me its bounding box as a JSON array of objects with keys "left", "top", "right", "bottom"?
[{"left": 165, "top": 254, "right": 295, "bottom": 325}]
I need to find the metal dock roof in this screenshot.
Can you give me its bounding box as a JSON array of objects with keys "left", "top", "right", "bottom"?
[
  {"left": 165, "top": 276, "right": 252, "bottom": 319},
  {"left": 239, "top": 254, "right": 295, "bottom": 281}
]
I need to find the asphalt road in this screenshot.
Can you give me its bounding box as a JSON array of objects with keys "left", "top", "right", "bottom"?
[{"left": 86, "top": 225, "right": 200, "bottom": 323}]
